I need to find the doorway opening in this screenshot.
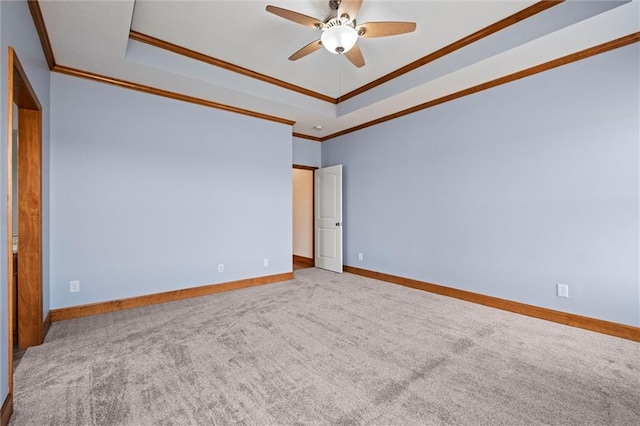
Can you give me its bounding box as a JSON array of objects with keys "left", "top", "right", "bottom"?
[
  {"left": 6, "top": 47, "right": 44, "bottom": 399},
  {"left": 293, "top": 165, "right": 316, "bottom": 270}
]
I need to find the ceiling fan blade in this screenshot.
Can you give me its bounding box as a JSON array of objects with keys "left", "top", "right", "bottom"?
[
  {"left": 357, "top": 22, "right": 417, "bottom": 38},
  {"left": 266, "top": 5, "right": 323, "bottom": 29},
  {"left": 345, "top": 43, "right": 365, "bottom": 68},
  {"left": 289, "top": 40, "right": 324, "bottom": 61},
  {"left": 338, "top": 0, "right": 363, "bottom": 22}
]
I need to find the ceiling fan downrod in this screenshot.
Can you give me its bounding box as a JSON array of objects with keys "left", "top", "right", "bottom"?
[{"left": 329, "top": 0, "right": 341, "bottom": 11}]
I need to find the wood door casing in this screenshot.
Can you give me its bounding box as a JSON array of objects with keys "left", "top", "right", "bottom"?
[
  {"left": 6, "top": 47, "right": 44, "bottom": 402},
  {"left": 16, "top": 108, "right": 43, "bottom": 349}
]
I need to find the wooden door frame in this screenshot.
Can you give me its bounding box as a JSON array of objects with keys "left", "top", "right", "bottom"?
[
  {"left": 6, "top": 47, "right": 43, "bottom": 398},
  {"left": 293, "top": 165, "right": 317, "bottom": 267}
]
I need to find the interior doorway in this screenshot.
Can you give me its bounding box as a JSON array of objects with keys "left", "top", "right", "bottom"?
[
  {"left": 293, "top": 165, "right": 316, "bottom": 270},
  {"left": 6, "top": 47, "right": 44, "bottom": 398},
  {"left": 313, "top": 165, "right": 343, "bottom": 273}
]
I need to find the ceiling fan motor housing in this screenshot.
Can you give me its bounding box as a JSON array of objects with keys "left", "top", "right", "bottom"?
[{"left": 321, "top": 17, "right": 358, "bottom": 54}]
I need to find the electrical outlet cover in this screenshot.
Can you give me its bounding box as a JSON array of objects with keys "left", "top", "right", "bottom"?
[{"left": 557, "top": 283, "right": 569, "bottom": 298}]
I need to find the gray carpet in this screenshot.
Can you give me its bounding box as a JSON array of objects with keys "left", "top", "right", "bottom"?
[{"left": 11, "top": 268, "right": 640, "bottom": 425}]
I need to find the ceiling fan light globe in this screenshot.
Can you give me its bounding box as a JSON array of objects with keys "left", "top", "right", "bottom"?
[{"left": 321, "top": 25, "right": 358, "bottom": 54}]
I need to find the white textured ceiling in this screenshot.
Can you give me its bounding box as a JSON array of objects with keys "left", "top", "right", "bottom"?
[{"left": 38, "top": 0, "right": 639, "bottom": 139}]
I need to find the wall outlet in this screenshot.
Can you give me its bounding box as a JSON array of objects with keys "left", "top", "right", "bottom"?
[
  {"left": 557, "top": 283, "right": 569, "bottom": 298},
  {"left": 358, "top": 252, "right": 363, "bottom": 261},
  {"left": 263, "top": 258, "right": 269, "bottom": 267},
  {"left": 218, "top": 264, "right": 224, "bottom": 272},
  {"left": 70, "top": 280, "right": 80, "bottom": 293}
]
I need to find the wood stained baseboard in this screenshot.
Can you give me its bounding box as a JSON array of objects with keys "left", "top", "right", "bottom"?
[
  {"left": 293, "top": 255, "right": 314, "bottom": 266},
  {"left": 50, "top": 272, "right": 294, "bottom": 322},
  {"left": 1, "top": 393, "right": 12, "bottom": 426},
  {"left": 344, "top": 265, "right": 640, "bottom": 342}
]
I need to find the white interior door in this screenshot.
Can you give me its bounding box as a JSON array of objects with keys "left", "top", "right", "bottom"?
[{"left": 315, "top": 164, "right": 343, "bottom": 273}]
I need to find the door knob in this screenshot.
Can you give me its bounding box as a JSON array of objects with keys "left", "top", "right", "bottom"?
[{"left": 336, "top": 222, "right": 342, "bottom": 226}]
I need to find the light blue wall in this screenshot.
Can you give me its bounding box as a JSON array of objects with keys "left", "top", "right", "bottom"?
[
  {"left": 293, "top": 137, "right": 321, "bottom": 167},
  {"left": 323, "top": 44, "right": 640, "bottom": 327},
  {"left": 50, "top": 73, "right": 292, "bottom": 309},
  {"left": 0, "top": 0, "right": 51, "bottom": 403}
]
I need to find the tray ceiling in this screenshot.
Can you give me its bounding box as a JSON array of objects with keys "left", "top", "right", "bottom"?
[{"left": 37, "top": 1, "right": 638, "bottom": 139}]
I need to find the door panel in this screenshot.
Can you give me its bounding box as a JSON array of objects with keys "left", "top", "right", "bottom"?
[
  {"left": 319, "top": 229, "right": 337, "bottom": 258},
  {"left": 315, "top": 165, "right": 343, "bottom": 273},
  {"left": 319, "top": 174, "right": 337, "bottom": 217}
]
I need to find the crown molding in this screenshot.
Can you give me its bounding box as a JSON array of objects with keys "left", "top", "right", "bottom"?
[
  {"left": 129, "top": 1, "right": 563, "bottom": 107},
  {"left": 31, "top": 2, "right": 635, "bottom": 144},
  {"left": 338, "top": 0, "right": 564, "bottom": 102},
  {"left": 52, "top": 65, "right": 296, "bottom": 126},
  {"left": 27, "top": 0, "right": 56, "bottom": 70},
  {"left": 321, "top": 32, "right": 640, "bottom": 141},
  {"left": 293, "top": 132, "right": 323, "bottom": 142},
  {"left": 129, "top": 30, "right": 337, "bottom": 105}
]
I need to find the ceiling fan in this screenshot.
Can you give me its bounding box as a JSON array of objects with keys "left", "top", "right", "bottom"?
[{"left": 266, "top": 0, "right": 416, "bottom": 68}]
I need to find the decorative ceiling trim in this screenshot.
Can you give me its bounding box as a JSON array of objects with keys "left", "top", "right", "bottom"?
[
  {"left": 52, "top": 65, "right": 296, "bottom": 126},
  {"left": 27, "top": 0, "right": 56, "bottom": 70},
  {"left": 293, "top": 132, "right": 323, "bottom": 142},
  {"left": 321, "top": 33, "right": 640, "bottom": 141},
  {"left": 129, "top": 30, "right": 337, "bottom": 104},
  {"left": 338, "top": 0, "right": 564, "bottom": 102},
  {"left": 128, "top": 1, "right": 563, "bottom": 107},
  {"left": 28, "top": 1, "right": 635, "bottom": 144}
]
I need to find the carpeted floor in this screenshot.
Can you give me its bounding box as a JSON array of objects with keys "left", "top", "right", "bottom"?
[{"left": 11, "top": 268, "right": 640, "bottom": 425}]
